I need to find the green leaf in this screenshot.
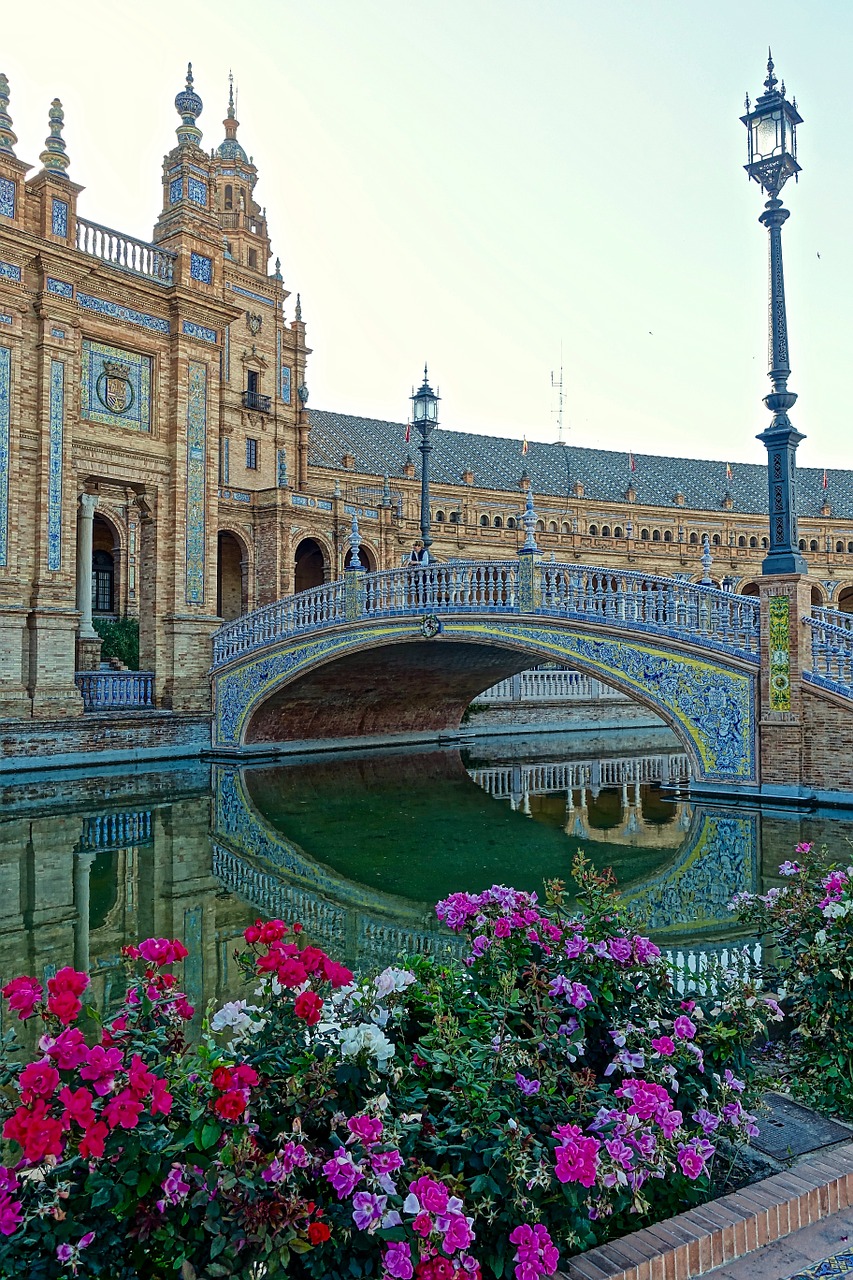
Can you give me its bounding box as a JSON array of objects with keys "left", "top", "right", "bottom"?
[
  {"left": 209, "top": 1235, "right": 227, "bottom": 1259},
  {"left": 199, "top": 1122, "right": 221, "bottom": 1150}
]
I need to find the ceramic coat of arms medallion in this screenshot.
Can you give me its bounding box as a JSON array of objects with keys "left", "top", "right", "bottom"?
[{"left": 96, "top": 360, "right": 134, "bottom": 415}]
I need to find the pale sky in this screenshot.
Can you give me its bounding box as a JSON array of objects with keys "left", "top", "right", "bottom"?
[{"left": 4, "top": 1, "right": 853, "bottom": 467}]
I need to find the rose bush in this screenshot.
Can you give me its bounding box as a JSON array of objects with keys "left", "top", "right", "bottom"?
[
  {"left": 733, "top": 842, "right": 853, "bottom": 1117},
  {"left": 0, "top": 858, "right": 774, "bottom": 1279}
]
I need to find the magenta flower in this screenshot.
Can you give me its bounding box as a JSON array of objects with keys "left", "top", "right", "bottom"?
[
  {"left": 651, "top": 1036, "right": 676, "bottom": 1057},
  {"left": 407, "top": 1175, "right": 449, "bottom": 1214},
  {"left": 439, "top": 1210, "right": 476, "bottom": 1254},
  {"left": 677, "top": 1142, "right": 710, "bottom": 1180},
  {"left": 779, "top": 861, "right": 801, "bottom": 876},
  {"left": 79, "top": 1044, "right": 123, "bottom": 1096},
  {"left": 370, "top": 1147, "right": 404, "bottom": 1193},
  {"left": 673, "top": 1015, "right": 696, "bottom": 1040},
  {"left": 347, "top": 1114, "right": 383, "bottom": 1145},
  {"left": 554, "top": 1127, "right": 600, "bottom": 1188},
  {"left": 608, "top": 937, "right": 633, "bottom": 964},
  {"left": 568, "top": 982, "right": 592, "bottom": 1010},
  {"left": 509, "top": 1222, "right": 560, "bottom": 1279},
  {"left": 795, "top": 842, "right": 813, "bottom": 854},
  {"left": 44, "top": 1028, "right": 89, "bottom": 1071}
]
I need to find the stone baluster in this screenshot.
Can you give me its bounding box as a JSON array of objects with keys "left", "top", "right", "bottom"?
[{"left": 75, "top": 493, "right": 102, "bottom": 671}]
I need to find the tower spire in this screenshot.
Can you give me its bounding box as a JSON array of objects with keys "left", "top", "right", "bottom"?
[
  {"left": 39, "top": 99, "right": 69, "bottom": 174},
  {"left": 174, "top": 61, "right": 203, "bottom": 147},
  {"left": 0, "top": 73, "right": 17, "bottom": 157}
]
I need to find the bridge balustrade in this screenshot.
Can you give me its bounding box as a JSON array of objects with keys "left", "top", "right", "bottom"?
[
  {"left": 806, "top": 608, "right": 853, "bottom": 698},
  {"left": 211, "top": 560, "right": 761, "bottom": 669}
]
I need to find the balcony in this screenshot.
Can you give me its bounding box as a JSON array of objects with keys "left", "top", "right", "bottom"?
[{"left": 242, "top": 389, "right": 272, "bottom": 413}]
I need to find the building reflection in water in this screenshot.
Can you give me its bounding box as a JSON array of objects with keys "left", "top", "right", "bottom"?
[{"left": 1, "top": 738, "right": 852, "bottom": 1026}]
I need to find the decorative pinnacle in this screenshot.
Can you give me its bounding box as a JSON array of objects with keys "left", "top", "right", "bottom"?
[
  {"left": 347, "top": 513, "right": 363, "bottom": 570},
  {"left": 222, "top": 69, "right": 240, "bottom": 142},
  {"left": 520, "top": 488, "right": 540, "bottom": 555},
  {"left": 295, "top": 293, "right": 302, "bottom": 321},
  {"left": 0, "top": 73, "right": 17, "bottom": 157},
  {"left": 39, "top": 99, "right": 69, "bottom": 174},
  {"left": 382, "top": 473, "right": 391, "bottom": 506},
  {"left": 700, "top": 534, "right": 713, "bottom": 584},
  {"left": 228, "top": 70, "right": 235, "bottom": 118},
  {"left": 175, "top": 61, "right": 203, "bottom": 147},
  {"left": 764, "top": 48, "right": 778, "bottom": 95},
  {"left": 274, "top": 256, "right": 282, "bottom": 280}
]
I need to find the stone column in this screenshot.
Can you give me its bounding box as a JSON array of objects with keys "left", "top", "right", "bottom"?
[
  {"left": 73, "top": 851, "right": 95, "bottom": 975},
  {"left": 75, "top": 494, "right": 102, "bottom": 671},
  {"left": 757, "top": 575, "right": 813, "bottom": 799}
]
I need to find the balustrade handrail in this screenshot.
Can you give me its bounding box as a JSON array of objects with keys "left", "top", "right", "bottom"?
[
  {"left": 811, "top": 605, "right": 853, "bottom": 632},
  {"left": 75, "top": 669, "right": 155, "bottom": 711},
  {"left": 75, "top": 216, "right": 177, "bottom": 285},
  {"left": 211, "top": 560, "right": 761, "bottom": 670}
]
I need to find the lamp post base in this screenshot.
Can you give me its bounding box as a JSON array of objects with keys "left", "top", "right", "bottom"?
[{"left": 761, "top": 549, "right": 808, "bottom": 577}]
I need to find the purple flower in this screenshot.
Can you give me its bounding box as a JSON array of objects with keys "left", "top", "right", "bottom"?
[
  {"left": 322, "top": 1152, "right": 364, "bottom": 1199},
  {"left": 673, "top": 1015, "right": 696, "bottom": 1040},
  {"left": 692, "top": 1108, "right": 720, "bottom": 1135},
  {"left": 569, "top": 982, "right": 593, "bottom": 1010},
  {"left": 370, "top": 1147, "right": 404, "bottom": 1193},
  {"left": 548, "top": 975, "right": 571, "bottom": 998},
  {"left": 779, "top": 861, "right": 801, "bottom": 876},
  {"left": 633, "top": 935, "right": 661, "bottom": 963},
  {"left": 351, "top": 1191, "right": 387, "bottom": 1232},
  {"left": 564, "top": 935, "right": 588, "bottom": 959},
  {"left": 160, "top": 1163, "right": 190, "bottom": 1206},
  {"left": 383, "top": 1240, "right": 414, "bottom": 1279},
  {"left": 471, "top": 934, "right": 491, "bottom": 958},
  {"left": 608, "top": 937, "right": 633, "bottom": 964},
  {"left": 724, "top": 1069, "right": 745, "bottom": 1093},
  {"left": 604, "top": 1137, "right": 634, "bottom": 1169},
  {"left": 515, "top": 1072, "right": 541, "bottom": 1096}
]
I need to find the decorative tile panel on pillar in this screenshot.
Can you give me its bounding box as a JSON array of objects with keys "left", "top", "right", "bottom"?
[
  {"left": 185, "top": 361, "right": 207, "bottom": 604},
  {"left": 0, "top": 344, "right": 9, "bottom": 567},
  {"left": 47, "top": 360, "right": 64, "bottom": 571}
]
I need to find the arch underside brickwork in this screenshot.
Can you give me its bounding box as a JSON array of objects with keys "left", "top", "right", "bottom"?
[{"left": 212, "top": 614, "right": 758, "bottom": 786}]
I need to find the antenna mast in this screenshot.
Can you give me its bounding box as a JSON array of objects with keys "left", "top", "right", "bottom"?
[{"left": 551, "top": 344, "right": 565, "bottom": 443}]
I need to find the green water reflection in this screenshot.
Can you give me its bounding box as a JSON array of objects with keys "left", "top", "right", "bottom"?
[{"left": 1, "top": 730, "right": 853, "bottom": 1025}]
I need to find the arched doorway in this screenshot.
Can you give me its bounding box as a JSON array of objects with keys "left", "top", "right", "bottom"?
[
  {"left": 344, "top": 545, "right": 377, "bottom": 572},
  {"left": 740, "top": 582, "right": 759, "bottom": 598},
  {"left": 294, "top": 538, "right": 327, "bottom": 593},
  {"left": 810, "top": 584, "right": 825, "bottom": 607},
  {"left": 838, "top": 586, "right": 853, "bottom": 614},
  {"left": 217, "top": 532, "right": 247, "bottom": 622},
  {"left": 92, "top": 515, "right": 119, "bottom": 617}
]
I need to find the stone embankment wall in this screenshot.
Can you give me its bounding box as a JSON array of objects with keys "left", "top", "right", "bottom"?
[{"left": 0, "top": 713, "right": 209, "bottom": 773}]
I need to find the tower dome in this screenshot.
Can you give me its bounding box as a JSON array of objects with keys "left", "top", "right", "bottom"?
[{"left": 216, "top": 76, "right": 248, "bottom": 163}]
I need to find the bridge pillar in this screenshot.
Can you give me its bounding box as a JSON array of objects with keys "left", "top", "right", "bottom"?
[{"left": 757, "top": 575, "right": 813, "bottom": 796}]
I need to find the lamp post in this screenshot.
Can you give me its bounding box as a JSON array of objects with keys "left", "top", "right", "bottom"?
[
  {"left": 741, "top": 51, "right": 807, "bottom": 576},
  {"left": 410, "top": 365, "right": 440, "bottom": 553}
]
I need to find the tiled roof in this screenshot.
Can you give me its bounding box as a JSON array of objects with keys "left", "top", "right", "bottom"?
[{"left": 307, "top": 409, "right": 853, "bottom": 521}]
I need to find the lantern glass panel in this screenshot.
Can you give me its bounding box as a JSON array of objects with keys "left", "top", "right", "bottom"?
[
  {"left": 753, "top": 112, "right": 782, "bottom": 160},
  {"left": 427, "top": 398, "right": 437, "bottom": 421}
]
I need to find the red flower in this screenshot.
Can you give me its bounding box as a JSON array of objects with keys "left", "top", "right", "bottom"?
[
  {"left": 172, "top": 996, "right": 194, "bottom": 1020},
  {"left": 127, "top": 1054, "right": 156, "bottom": 1099},
  {"left": 2, "top": 976, "right": 43, "bottom": 1020},
  {"left": 244, "top": 921, "right": 262, "bottom": 944},
  {"left": 150, "top": 1077, "right": 173, "bottom": 1116},
  {"left": 258, "top": 920, "right": 287, "bottom": 944},
  {"left": 298, "top": 946, "right": 326, "bottom": 973},
  {"left": 80, "top": 1045, "right": 123, "bottom": 1097},
  {"left": 19, "top": 1059, "right": 60, "bottom": 1102},
  {"left": 138, "top": 938, "right": 187, "bottom": 966},
  {"left": 58, "top": 1086, "right": 95, "bottom": 1130},
  {"left": 307, "top": 1221, "right": 331, "bottom": 1245},
  {"left": 213, "top": 1090, "right": 247, "bottom": 1121},
  {"left": 294, "top": 991, "right": 324, "bottom": 1026},
  {"left": 211, "top": 1066, "right": 233, "bottom": 1091},
  {"left": 277, "top": 959, "right": 308, "bottom": 989},
  {"left": 103, "top": 1088, "right": 144, "bottom": 1131},
  {"left": 323, "top": 959, "right": 354, "bottom": 989},
  {"left": 48, "top": 967, "right": 89, "bottom": 999},
  {"left": 45, "top": 1028, "right": 89, "bottom": 1071},
  {"left": 46, "top": 991, "right": 82, "bottom": 1026},
  {"left": 231, "top": 1064, "right": 259, "bottom": 1090},
  {"left": 4, "top": 1102, "right": 64, "bottom": 1164},
  {"left": 78, "top": 1120, "right": 109, "bottom": 1160}
]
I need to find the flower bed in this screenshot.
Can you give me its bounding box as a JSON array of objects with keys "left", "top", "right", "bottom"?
[
  {"left": 734, "top": 842, "right": 853, "bottom": 1120},
  {"left": 0, "top": 857, "right": 777, "bottom": 1279}
]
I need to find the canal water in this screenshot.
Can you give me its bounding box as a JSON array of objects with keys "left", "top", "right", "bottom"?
[{"left": 1, "top": 727, "right": 851, "bottom": 1024}]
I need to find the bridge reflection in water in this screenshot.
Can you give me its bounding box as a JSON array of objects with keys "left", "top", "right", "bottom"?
[{"left": 1, "top": 739, "right": 851, "bottom": 1026}]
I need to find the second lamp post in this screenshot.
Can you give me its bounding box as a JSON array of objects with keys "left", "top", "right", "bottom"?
[{"left": 410, "top": 365, "right": 440, "bottom": 555}]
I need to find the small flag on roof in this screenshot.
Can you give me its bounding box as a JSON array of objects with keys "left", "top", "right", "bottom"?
[
  {"left": 405, "top": 421, "right": 411, "bottom": 444},
  {"left": 726, "top": 462, "right": 733, "bottom": 482},
  {"left": 628, "top": 452, "right": 637, "bottom": 473},
  {"left": 522, "top": 435, "right": 529, "bottom": 456},
  {"left": 823, "top": 467, "right": 829, "bottom": 490}
]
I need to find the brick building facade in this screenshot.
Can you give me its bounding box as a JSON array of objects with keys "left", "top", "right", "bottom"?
[{"left": 1, "top": 65, "right": 852, "bottom": 727}]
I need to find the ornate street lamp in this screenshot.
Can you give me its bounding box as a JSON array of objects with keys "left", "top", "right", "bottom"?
[
  {"left": 741, "top": 51, "right": 807, "bottom": 575},
  {"left": 410, "top": 365, "right": 440, "bottom": 553}
]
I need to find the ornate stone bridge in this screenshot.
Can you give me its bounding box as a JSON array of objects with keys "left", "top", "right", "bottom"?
[{"left": 209, "top": 558, "right": 853, "bottom": 801}]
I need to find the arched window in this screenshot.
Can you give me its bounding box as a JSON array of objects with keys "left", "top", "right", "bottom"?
[
  {"left": 601, "top": 525, "right": 611, "bottom": 537},
  {"left": 449, "top": 511, "right": 459, "bottom": 523},
  {"left": 712, "top": 534, "right": 721, "bottom": 546},
  {"left": 761, "top": 537, "right": 768, "bottom": 548},
  {"left": 689, "top": 532, "right": 698, "bottom": 545},
  {"left": 837, "top": 540, "right": 844, "bottom": 553},
  {"left": 652, "top": 529, "right": 661, "bottom": 542},
  {"left": 749, "top": 536, "right": 758, "bottom": 548},
  {"left": 224, "top": 184, "right": 233, "bottom": 211},
  {"left": 588, "top": 524, "right": 598, "bottom": 536},
  {"left": 536, "top": 520, "right": 545, "bottom": 532},
  {"left": 798, "top": 539, "right": 806, "bottom": 551},
  {"left": 561, "top": 522, "right": 571, "bottom": 534},
  {"left": 480, "top": 514, "right": 489, "bottom": 526},
  {"left": 737, "top": 536, "right": 746, "bottom": 547},
  {"left": 640, "top": 528, "right": 650, "bottom": 540},
  {"left": 848, "top": 541, "right": 853, "bottom": 553},
  {"left": 614, "top": 526, "right": 623, "bottom": 538},
  {"left": 92, "top": 550, "right": 114, "bottom": 613},
  {"left": 809, "top": 539, "right": 818, "bottom": 552},
  {"left": 507, "top": 517, "right": 516, "bottom": 529},
  {"left": 493, "top": 516, "right": 503, "bottom": 528},
  {"left": 663, "top": 530, "right": 672, "bottom": 543},
  {"left": 435, "top": 510, "right": 445, "bottom": 522}
]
